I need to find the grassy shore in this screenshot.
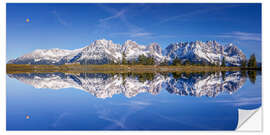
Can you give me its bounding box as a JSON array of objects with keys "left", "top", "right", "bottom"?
[{"left": 6, "top": 64, "right": 246, "bottom": 74}]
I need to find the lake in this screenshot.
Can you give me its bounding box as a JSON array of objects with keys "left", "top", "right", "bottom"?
[{"left": 6, "top": 71, "right": 261, "bottom": 130}]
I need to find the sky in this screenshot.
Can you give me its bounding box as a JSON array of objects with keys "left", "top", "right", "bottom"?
[{"left": 6, "top": 3, "right": 261, "bottom": 61}]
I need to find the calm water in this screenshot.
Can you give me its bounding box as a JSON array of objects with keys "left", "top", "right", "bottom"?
[{"left": 6, "top": 71, "right": 261, "bottom": 130}]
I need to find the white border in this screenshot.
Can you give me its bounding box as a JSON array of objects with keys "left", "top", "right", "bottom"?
[
  {"left": 1, "top": 0, "right": 268, "bottom": 135},
  {"left": 237, "top": 108, "right": 262, "bottom": 131}
]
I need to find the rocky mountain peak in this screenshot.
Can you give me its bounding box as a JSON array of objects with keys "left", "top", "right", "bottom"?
[
  {"left": 123, "top": 40, "right": 141, "bottom": 50},
  {"left": 148, "top": 42, "right": 162, "bottom": 56},
  {"left": 8, "top": 39, "right": 247, "bottom": 66}
]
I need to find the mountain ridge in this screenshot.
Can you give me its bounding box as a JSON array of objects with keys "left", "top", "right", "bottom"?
[{"left": 8, "top": 39, "right": 246, "bottom": 66}]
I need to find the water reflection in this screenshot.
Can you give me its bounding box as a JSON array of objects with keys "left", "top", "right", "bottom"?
[{"left": 7, "top": 71, "right": 258, "bottom": 99}]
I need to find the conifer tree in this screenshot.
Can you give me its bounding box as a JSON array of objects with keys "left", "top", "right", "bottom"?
[
  {"left": 248, "top": 54, "right": 257, "bottom": 68},
  {"left": 122, "top": 53, "right": 127, "bottom": 65},
  {"left": 172, "top": 58, "right": 181, "bottom": 66},
  {"left": 221, "top": 57, "right": 226, "bottom": 67},
  {"left": 240, "top": 60, "right": 247, "bottom": 68}
]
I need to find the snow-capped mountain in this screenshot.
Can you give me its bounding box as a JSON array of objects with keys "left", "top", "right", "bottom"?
[
  {"left": 7, "top": 39, "right": 246, "bottom": 66},
  {"left": 121, "top": 40, "right": 164, "bottom": 62},
  {"left": 75, "top": 39, "right": 123, "bottom": 64},
  {"left": 164, "top": 41, "right": 246, "bottom": 66},
  {"left": 7, "top": 72, "right": 246, "bottom": 98},
  {"left": 7, "top": 48, "right": 83, "bottom": 65}
]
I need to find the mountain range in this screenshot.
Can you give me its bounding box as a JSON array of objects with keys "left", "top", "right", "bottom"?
[
  {"left": 8, "top": 72, "right": 246, "bottom": 99},
  {"left": 8, "top": 39, "right": 246, "bottom": 66}
]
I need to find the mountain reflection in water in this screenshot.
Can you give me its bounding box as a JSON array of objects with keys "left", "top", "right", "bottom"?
[{"left": 7, "top": 71, "right": 257, "bottom": 99}]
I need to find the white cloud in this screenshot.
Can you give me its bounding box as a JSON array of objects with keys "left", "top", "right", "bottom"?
[
  {"left": 158, "top": 5, "right": 245, "bottom": 24},
  {"left": 51, "top": 10, "right": 70, "bottom": 26},
  {"left": 216, "top": 31, "right": 261, "bottom": 41},
  {"left": 109, "top": 32, "right": 152, "bottom": 38},
  {"left": 129, "top": 32, "right": 153, "bottom": 37},
  {"left": 97, "top": 5, "right": 153, "bottom": 39},
  {"left": 99, "top": 9, "right": 126, "bottom": 22}
]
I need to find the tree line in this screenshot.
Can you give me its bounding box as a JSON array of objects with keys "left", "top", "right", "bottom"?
[
  {"left": 109, "top": 53, "right": 260, "bottom": 69},
  {"left": 240, "top": 53, "right": 260, "bottom": 69},
  {"left": 110, "top": 53, "right": 156, "bottom": 65}
]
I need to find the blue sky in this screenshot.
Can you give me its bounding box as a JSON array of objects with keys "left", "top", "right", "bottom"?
[{"left": 7, "top": 3, "right": 261, "bottom": 61}]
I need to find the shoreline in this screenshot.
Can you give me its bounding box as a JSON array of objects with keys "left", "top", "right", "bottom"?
[{"left": 6, "top": 64, "right": 261, "bottom": 74}]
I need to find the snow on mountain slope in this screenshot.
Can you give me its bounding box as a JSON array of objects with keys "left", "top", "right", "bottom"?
[
  {"left": 8, "top": 48, "right": 84, "bottom": 65},
  {"left": 8, "top": 39, "right": 246, "bottom": 66},
  {"left": 147, "top": 42, "right": 164, "bottom": 62},
  {"left": 122, "top": 40, "right": 164, "bottom": 63},
  {"left": 223, "top": 43, "right": 246, "bottom": 66},
  {"left": 76, "top": 39, "right": 123, "bottom": 64},
  {"left": 122, "top": 40, "right": 147, "bottom": 60},
  {"left": 164, "top": 41, "right": 246, "bottom": 66}
]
